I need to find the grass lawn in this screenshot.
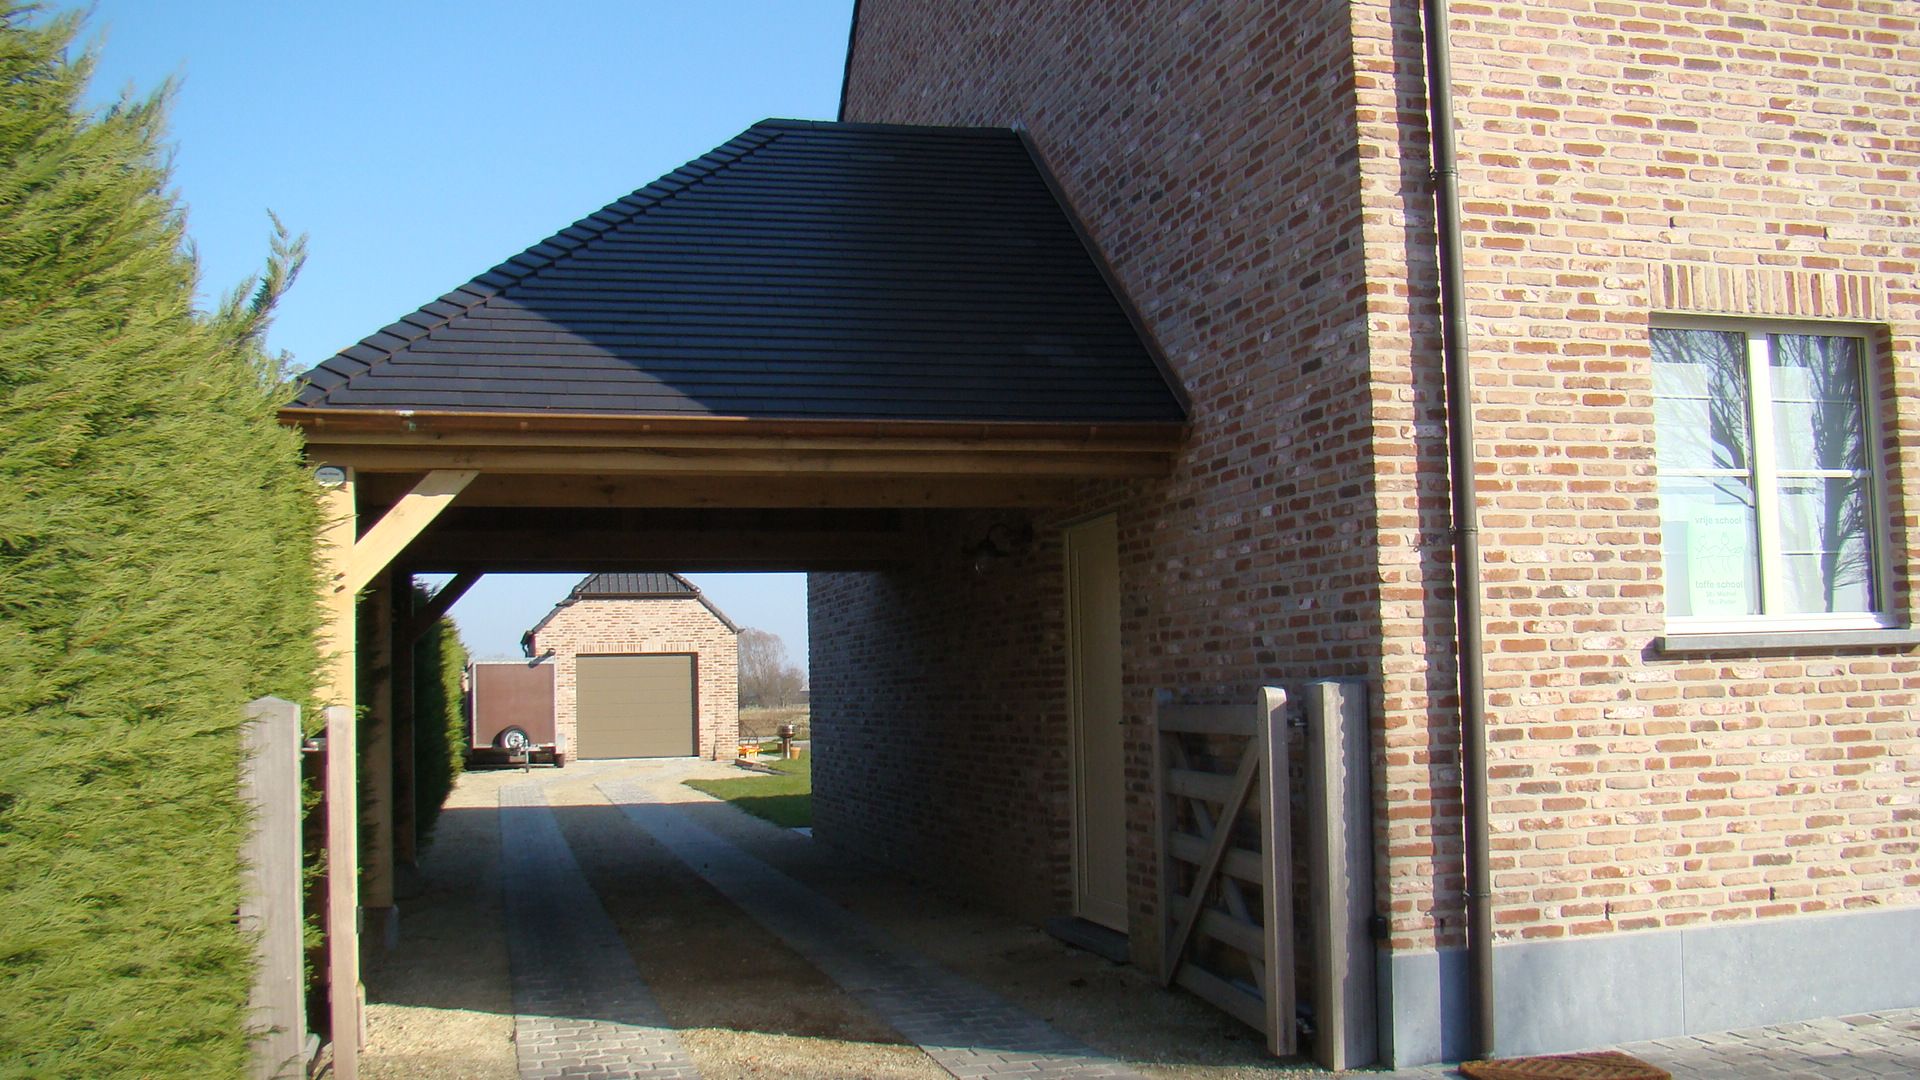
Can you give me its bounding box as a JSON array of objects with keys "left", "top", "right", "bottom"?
[{"left": 684, "top": 753, "right": 811, "bottom": 828}]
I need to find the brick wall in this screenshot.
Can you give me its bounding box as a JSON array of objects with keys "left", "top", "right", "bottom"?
[
  {"left": 830, "top": 0, "right": 1920, "bottom": 970},
  {"left": 833, "top": 0, "right": 1386, "bottom": 965},
  {"left": 1350, "top": 0, "right": 1920, "bottom": 950},
  {"left": 527, "top": 597, "right": 739, "bottom": 760},
  {"left": 810, "top": 514, "right": 1073, "bottom": 922}
]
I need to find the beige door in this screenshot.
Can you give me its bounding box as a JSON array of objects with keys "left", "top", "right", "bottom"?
[
  {"left": 1066, "top": 515, "right": 1128, "bottom": 931},
  {"left": 575, "top": 654, "right": 695, "bottom": 759}
]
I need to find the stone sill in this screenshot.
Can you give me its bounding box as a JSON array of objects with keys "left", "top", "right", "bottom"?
[{"left": 1656, "top": 627, "right": 1920, "bottom": 655}]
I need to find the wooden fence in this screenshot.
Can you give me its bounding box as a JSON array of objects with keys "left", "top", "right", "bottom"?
[{"left": 1152, "top": 687, "right": 1295, "bottom": 1056}]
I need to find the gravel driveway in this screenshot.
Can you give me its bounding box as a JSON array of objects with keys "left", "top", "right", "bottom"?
[{"left": 358, "top": 758, "right": 1330, "bottom": 1080}]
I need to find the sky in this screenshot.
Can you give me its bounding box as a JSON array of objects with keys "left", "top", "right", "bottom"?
[{"left": 75, "top": 1, "right": 855, "bottom": 665}]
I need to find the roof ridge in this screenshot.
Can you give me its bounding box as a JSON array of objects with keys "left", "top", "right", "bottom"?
[{"left": 296, "top": 124, "right": 788, "bottom": 404}]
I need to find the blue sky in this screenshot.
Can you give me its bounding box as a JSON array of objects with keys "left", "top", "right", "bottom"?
[{"left": 78, "top": 1, "right": 854, "bottom": 663}]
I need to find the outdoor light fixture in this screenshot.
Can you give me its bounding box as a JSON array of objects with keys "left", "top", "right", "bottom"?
[{"left": 965, "top": 519, "right": 1035, "bottom": 574}]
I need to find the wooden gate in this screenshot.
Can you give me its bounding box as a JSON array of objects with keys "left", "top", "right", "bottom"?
[{"left": 1153, "top": 687, "right": 1295, "bottom": 1056}]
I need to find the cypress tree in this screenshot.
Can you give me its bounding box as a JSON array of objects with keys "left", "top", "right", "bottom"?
[
  {"left": 0, "top": 6, "right": 320, "bottom": 1076},
  {"left": 409, "top": 582, "right": 470, "bottom": 847}
]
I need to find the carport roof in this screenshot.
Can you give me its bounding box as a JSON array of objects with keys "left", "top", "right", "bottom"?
[{"left": 285, "top": 119, "right": 1186, "bottom": 431}]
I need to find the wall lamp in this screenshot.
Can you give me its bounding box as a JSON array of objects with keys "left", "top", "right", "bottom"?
[{"left": 965, "top": 519, "right": 1035, "bottom": 574}]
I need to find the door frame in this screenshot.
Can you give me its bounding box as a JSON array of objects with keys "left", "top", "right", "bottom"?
[{"left": 1064, "top": 512, "right": 1128, "bottom": 932}]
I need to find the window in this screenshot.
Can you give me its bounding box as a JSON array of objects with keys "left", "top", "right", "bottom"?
[{"left": 1652, "top": 320, "right": 1888, "bottom": 630}]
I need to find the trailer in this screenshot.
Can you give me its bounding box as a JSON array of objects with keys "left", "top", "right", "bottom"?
[{"left": 468, "top": 659, "right": 564, "bottom": 767}]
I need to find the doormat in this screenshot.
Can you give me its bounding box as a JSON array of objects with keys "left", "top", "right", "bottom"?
[{"left": 1459, "top": 1050, "right": 1670, "bottom": 1080}]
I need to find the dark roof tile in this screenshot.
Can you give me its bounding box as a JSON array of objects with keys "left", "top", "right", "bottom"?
[
  {"left": 521, "top": 572, "right": 740, "bottom": 647},
  {"left": 571, "top": 572, "right": 694, "bottom": 598},
  {"left": 291, "top": 120, "right": 1182, "bottom": 423}
]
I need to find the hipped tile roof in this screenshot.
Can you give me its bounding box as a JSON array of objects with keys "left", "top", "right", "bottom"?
[{"left": 292, "top": 119, "right": 1183, "bottom": 424}]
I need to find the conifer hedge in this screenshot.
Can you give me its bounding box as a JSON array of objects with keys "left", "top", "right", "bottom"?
[
  {"left": 410, "top": 586, "right": 470, "bottom": 846},
  {"left": 0, "top": 7, "right": 320, "bottom": 1077}
]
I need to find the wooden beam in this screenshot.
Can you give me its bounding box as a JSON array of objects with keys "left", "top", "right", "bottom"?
[
  {"left": 299, "top": 426, "right": 1184, "bottom": 455},
  {"left": 398, "top": 527, "right": 917, "bottom": 574},
  {"left": 405, "top": 570, "right": 481, "bottom": 645},
  {"left": 316, "top": 471, "right": 360, "bottom": 1080},
  {"left": 341, "top": 470, "right": 477, "bottom": 593},
  {"left": 357, "top": 472, "right": 1085, "bottom": 510},
  {"left": 282, "top": 406, "right": 1189, "bottom": 448},
  {"left": 316, "top": 446, "right": 1169, "bottom": 479}
]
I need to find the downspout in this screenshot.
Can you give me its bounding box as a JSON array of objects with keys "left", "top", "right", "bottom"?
[{"left": 1420, "top": 0, "right": 1495, "bottom": 1059}]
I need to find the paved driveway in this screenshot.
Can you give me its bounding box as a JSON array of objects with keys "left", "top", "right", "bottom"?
[{"left": 359, "top": 760, "right": 1920, "bottom": 1080}]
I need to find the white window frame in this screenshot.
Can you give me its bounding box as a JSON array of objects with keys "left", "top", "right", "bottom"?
[{"left": 1652, "top": 314, "right": 1895, "bottom": 634}]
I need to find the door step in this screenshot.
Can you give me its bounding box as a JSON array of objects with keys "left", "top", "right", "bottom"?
[{"left": 1045, "top": 916, "right": 1130, "bottom": 964}]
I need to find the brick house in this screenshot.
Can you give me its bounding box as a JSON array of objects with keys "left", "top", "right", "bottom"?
[
  {"left": 283, "top": 3, "right": 1915, "bottom": 1069},
  {"left": 809, "top": 0, "right": 1920, "bottom": 1067},
  {"left": 522, "top": 572, "right": 740, "bottom": 761}
]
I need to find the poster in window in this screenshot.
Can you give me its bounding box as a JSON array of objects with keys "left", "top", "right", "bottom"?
[{"left": 1687, "top": 508, "right": 1752, "bottom": 616}]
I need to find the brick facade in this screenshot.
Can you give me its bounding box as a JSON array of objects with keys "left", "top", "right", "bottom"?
[
  {"left": 1349, "top": 0, "right": 1920, "bottom": 953},
  {"left": 818, "top": 0, "right": 1920, "bottom": 1062},
  {"left": 526, "top": 597, "right": 739, "bottom": 761}
]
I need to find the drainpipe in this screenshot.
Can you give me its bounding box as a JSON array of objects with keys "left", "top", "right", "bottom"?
[{"left": 1420, "top": 0, "right": 1495, "bottom": 1060}]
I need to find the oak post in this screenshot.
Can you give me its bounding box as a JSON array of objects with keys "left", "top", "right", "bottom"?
[{"left": 316, "top": 470, "right": 361, "bottom": 1080}]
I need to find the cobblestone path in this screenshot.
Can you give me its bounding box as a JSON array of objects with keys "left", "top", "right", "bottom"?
[
  {"left": 499, "top": 783, "right": 700, "bottom": 1080},
  {"left": 598, "top": 778, "right": 1149, "bottom": 1080}
]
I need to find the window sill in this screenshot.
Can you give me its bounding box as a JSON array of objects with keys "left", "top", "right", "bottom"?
[{"left": 1656, "top": 627, "right": 1920, "bottom": 655}]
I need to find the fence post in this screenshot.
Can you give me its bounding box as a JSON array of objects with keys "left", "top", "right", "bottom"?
[
  {"left": 1305, "top": 678, "right": 1379, "bottom": 1068},
  {"left": 241, "top": 696, "right": 305, "bottom": 1079}
]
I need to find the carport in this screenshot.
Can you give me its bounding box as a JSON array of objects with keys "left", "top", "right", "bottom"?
[{"left": 285, "top": 119, "right": 1186, "bottom": 1078}]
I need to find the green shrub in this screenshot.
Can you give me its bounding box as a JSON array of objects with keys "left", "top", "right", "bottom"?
[
  {"left": 0, "top": 7, "right": 320, "bottom": 1077},
  {"left": 410, "top": 583, "right": 469, "bottom": 846}
]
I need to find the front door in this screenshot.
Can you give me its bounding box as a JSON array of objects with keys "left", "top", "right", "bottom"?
[{"left": 1065, "top": 515, "right": 1128, "bottom": 932}]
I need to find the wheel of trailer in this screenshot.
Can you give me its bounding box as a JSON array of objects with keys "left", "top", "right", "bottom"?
[{"left": 495, "top": 727, "right": 530, "bottom": 752}]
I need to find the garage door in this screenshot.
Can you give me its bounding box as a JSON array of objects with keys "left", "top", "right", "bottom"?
[{"left": 575, "top": 654, "right": 696, "bottom": 759}]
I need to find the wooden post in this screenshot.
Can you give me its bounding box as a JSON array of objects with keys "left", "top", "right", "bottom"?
[
  {"left": 313, "top": 467, "right": 476, "bottom": 1080},
  {"left": 240, "top": 697, "right": 304, "bottom": 1079},
  {"left": 392, "top": 572, "right": 417, "bottom": 871},
  {"left": 1257, "top": 686, "right": 1295, "bottom": 1059},
  {"left": 1306, "top": 679, "right": 1379, "bottom": 1069},
  {"left": 395, "top": 568, "right": 479, "bottom": 871},
  {"left": 316, "top": 472, "right": 361, "bottom": 1080},
  {"left": 362, "top": 575, "right": 396, "bottom": 941}
]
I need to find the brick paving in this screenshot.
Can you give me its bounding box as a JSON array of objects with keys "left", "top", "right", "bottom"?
[
  {"left": 488, "top": 766, "right": 1916, "bottom": 1080},
  {"left": 597, "top": 777, "right": 1149, "bottom": 1080},
  {"left": 498, "top": 783, "right": 700, "bottom": 1080},
  {"left": 1620, "top": 1009, "right": 1920, "bottom": 1080}
]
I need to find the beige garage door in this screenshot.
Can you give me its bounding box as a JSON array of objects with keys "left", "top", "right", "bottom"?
[{"left": 575, "top": 654, "right": 695, "bottom": 759}]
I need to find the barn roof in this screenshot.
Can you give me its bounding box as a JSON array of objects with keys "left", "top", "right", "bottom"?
[
  {"left": 521, "top": 572, "right": 739, "bottom": 656},
  {"left": 287, "top": 119, "right": 1184, "bottom": 427}
]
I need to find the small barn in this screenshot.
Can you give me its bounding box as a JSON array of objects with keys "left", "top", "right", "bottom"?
[{"left": 521, "top": 572, "right": 740, "bottom": 761}]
